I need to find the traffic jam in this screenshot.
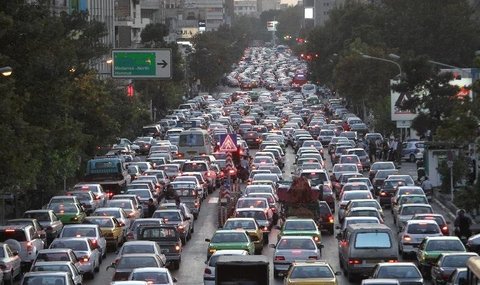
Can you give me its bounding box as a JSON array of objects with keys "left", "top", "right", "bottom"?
[{"left": 1, "top": 46, "right": 480, "bottom": 285}]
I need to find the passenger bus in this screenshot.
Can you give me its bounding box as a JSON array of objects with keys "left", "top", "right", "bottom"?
[
  {"left": 177, "top": 128, "right": 213, "bottom": 159},
  {"left": 466, "top": 255, "right": 480, "bottom": 284}
]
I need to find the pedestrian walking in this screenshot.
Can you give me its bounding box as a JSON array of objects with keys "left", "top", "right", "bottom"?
[
  {"left": 147, "top": 198, "right": 157, "bottom": 218},
  {"left": 396, "top": 138, "right": 403, "bottom": 165},
  {"left": 454, "top": 209, "right": 472, "bottom": 240},
  {"left": 368, "top": 139, "right": 377, "bottom": 162}
]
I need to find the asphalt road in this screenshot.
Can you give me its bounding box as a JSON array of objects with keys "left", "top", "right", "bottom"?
[{"left": 79, "top": 145, "right": 452, "bottom": 285}]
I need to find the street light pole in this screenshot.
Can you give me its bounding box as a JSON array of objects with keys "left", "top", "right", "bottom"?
[{"left": 361, "top": 54, "right": 402, "bottom": 78}]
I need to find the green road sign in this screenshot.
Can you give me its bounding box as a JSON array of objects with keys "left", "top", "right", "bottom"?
[{"left": 112, "top": 49, "right": 172, "bottom": 79}]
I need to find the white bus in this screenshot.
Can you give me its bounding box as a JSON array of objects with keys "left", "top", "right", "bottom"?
[{"left": 177, "top": 128, "right": 213, "bottom": 159}]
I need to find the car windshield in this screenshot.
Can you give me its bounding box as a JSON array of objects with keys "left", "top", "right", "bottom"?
[
  {"left": 407, "top": 223, "right": 440, "bottom": 234},
  {"left": 377, "top": 266, "right": 421, "bottom": 278},
  {"left": 400, "top": 196, "right": 427, "bottom": 204},
  {"left": 50, "top": 240, "right": 87, "bottom": 251},
  {"left": 182, "top": 163, "right": 207, "bottom": 172},
  {"left": 290, "top": 265, "right": 334, "bottom": 279},
  {"left": 284, "top": 221, "right": 316, "bottom": 231},
  {"left": 442, "top": 255, "right": 473, "bottom": 267},
  {"left": 355, "top": 232, "right": 391, "bottom": 248},
  {"left": 371, "top": 163, "right": 395, "bottom": 171},
  {"left": 211, "top": 233, "right": 248, "bottom": 243},
  {"left": 224, "top": 220, "right": 256, "bottom": 230},
  {"left": 107, "top": 201, "right": 133, "bottom": 210},
  {"left": 131, "top": 272, "right": 169, "bottom": 283},
  {"left": 22, "top": 276, "right": 67, "bottom": 285},
  {"left": 62, "top": 227, "right": 96, "bottom": 237},
  {"left": 117, "top": 256, "right": 157, "bottom": 269},
  {"left": 277, "top": 238, "right": 316, "bottom": 250},
  {"left": 333, "top": 165, "right": 357, "bottom": 172},
  {"left": 127, "top": 190, "right": 151, "bottom": 198},
  {"left": 426, "top": 240, "right": 465, "bottom": 251},
  {"left": 344, "top": 192, "right": 371, "bottom": 201},
  {"left": 121, "top": 244, "right": 155, "bottom": 254}
]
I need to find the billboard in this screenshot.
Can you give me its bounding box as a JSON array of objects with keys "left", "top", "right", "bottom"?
[
  {"left": 390, "top": 79, "right": 418, "bottom": 121},
  {"left": 304, "top": 7, "right": 314, "bottom": 19}
]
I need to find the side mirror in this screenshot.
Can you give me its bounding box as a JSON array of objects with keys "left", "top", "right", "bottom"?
[
  {"left": 335, "top": 271, "right": 342, "bottom": 276},
  {"left": 317, "top": 244, "right": 324, "bottom": 249},
  {"left": 173, "top": 277, "right": 178, "bottom": 283},
  {"left": 268, "top": 244, "right": 276, "bottom": 248},
  {"left": 205, "top": 238, "right": 211, "bottom": 242},
  {"left": 335, "top": 225, "right": 340, "bottom": 230}
]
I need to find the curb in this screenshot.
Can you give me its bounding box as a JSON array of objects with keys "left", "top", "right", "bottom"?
[{"left": 432, "top": 197, "right": 456, "bottom": 220}]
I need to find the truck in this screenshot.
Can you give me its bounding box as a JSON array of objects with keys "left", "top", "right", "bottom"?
[
  {"left": 278, "top": 176, "right": 322, "bottom": 222},
  {"left": 82, "top": 157, "right": 131, "bottom": 198},
  {"left": 215, "top": 255, "right": 269, "bottom": 285}
]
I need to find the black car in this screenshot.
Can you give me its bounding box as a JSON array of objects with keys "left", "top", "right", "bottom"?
[
  {"left": 317, "top": 201, "right": 335, "bottom": 235},
  {"left": 137, "top": 225, "right": 183, "bottom": 269},
  {"left": 244, "top": 131, "right": 261, "bottom": 148}
]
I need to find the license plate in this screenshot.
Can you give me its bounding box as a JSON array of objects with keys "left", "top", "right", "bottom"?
[{"left": 162, "top": 249, "right": 170, "bottom": 253}]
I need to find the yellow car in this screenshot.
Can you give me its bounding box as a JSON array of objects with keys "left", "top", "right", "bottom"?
[
  {"left": 284, "top": 260, "right": 340, "bottom": 285},
  {"left": 84, "top": 216, "right": 125, "bottom": 251},
  {"left": 222, "top": 218, "right": 264, "bottom": 253}
]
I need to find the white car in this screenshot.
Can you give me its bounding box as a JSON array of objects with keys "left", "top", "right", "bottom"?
[
  {"left": 31, "top": 261, "right": 83, "bottom": 285},
  {"left": 203, "top": 250, "right": 249, "bottom": 285},
  {"left": 129, "top": 267, "right": 177, "bottom": 284},
  {"left": 49, "top": 237, "right": 101, "bottom": 277}
]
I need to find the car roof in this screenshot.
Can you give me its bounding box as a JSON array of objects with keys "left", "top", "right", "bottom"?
[
  {"left": 210, "top": 250, "right": 249, "bottom": 256},
  {"left": 130, "top": 267, "right": 170, "bottom": 273}
]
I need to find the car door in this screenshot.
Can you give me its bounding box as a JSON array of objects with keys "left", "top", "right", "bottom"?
[{"left": 5, "top": 244, "right": 22, "bottom": 277}]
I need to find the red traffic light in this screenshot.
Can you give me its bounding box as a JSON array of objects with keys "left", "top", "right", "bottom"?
[{"left": 127, "top": 84, "right": 134, "bottom": 97}]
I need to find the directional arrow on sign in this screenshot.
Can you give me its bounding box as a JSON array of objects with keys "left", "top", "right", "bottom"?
[{"left": 157, "top": 60, "right": 168, "bottom": 68}]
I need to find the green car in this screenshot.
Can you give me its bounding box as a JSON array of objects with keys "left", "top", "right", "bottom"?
[
  {"left": 276, "top": 218, "right": 322, "bottom": 246},
  {"left": 48, "top": 203, "right": 86, "bottom": 224},
  {"left": 205, "top": 230, "right": 255, "bottom": 258},
  {"left": 416, "top": 236, "right": 466, "bottom": 277}
]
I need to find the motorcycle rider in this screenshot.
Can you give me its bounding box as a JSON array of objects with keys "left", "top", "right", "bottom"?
[{"left": 454, "top": 209, "right": 472, "bottom": 240}]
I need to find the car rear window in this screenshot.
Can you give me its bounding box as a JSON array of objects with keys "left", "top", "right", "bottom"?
[
  {"left": 407, "top": 223, "right": 440, "bottom": 234},
  {"left": 0, "top": 230, "right": 27, "bottom": 242},
  {"left": 442, "top": 255, "right": 472, "bottom": 267},
  {"left": 354, "top": 232, "right": 392, "bottom": 248}
]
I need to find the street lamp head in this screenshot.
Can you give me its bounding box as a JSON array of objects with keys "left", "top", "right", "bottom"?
[
  {"left": 388, "top": 53, "right": 400, "bottom": 60},
  {"left": 0, "top": 66, "right": 13, "bottom": 77},
  {"left": 361, "top": 54, "right": 371, "bottom": 59}
]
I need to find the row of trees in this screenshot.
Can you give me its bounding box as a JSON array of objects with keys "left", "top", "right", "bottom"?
[
  {"left": 303, "top": 0, "right": 480, "bottom": 140},
  {"left": 0, "top": 3, "right": 151, "bottom": 204}
]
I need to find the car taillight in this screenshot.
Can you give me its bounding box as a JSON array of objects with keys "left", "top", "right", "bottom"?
[
  {"left": 204, "top": 268, "right": 212, "bottom": 274},
  {"left": 127, "top": 232, "right": 134, "bottom": 240},
  {"left": 387, "top": 259, "right": 397, "bottom": 263},
  {"left": 229, "top": 169, "right": 235, "bottom": 174},
  {"left": 274, "top": 256, "right": 285, "bottom": 261},
  {"left": 328, "top": 215, "right": 334, "bottom": 223},
  {"left": 313, "top": 236, "right": 319, "bottom": 242},
  {"left": 81, "top": 256, "right": 89, "bottom": 263},
  {"left": 128, "top": 212, "right": 135, "bottom": 217},
  {"left": 206, "top": 172, "right": 211, "bottom": 177},
  {"left": 403, "top": 235, "right": 412, "bottom": 242},
  {"left": 263, "top": 226, "right": 268, "bottom": 231},
  {"left": 107, "top": 192, "right": 114, "bottom": 198},
  {"left": 308, "top": 256, "right": 318, "bottom": 260},
  {"left": 442, "top": 226, "right": 448, "bottom": 233},
  {"left": 175, "top": 244, "right": 181, "bottom": 251},
  {"left": 27, "top": 241, "right": 33, "bottom": 251},
  {"left": 380, "top": 191, "right": 387, "bottom": 196},
  {"left": 348, "top": 258, "right": 361, "bottom": 265}
]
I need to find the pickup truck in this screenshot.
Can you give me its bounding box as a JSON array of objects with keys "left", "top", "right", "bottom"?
[
  {"left": 136, "top": 225, "right": 182, "bottom": 269},
  {"left": 82, "top": 158, "right": 131, "bottom": 197}
]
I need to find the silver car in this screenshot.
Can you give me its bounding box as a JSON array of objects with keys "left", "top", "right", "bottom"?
[
  {"left": 115, "top": 241, "right": 166, "bottom": 266},
  {"left": 31, "top": 261, "right": 83, "bottom": 285},
  {"left": 59, "top": 224, "right": 107, "bottom": 259},
  {"left": 0, "top": 225, "right": 45, "bottom": 267},
  {"left": 370, "top": 262, "right": 423, "bottom": 285},
  {"left": 203, "top": 250, "right": 249, "bottom": 285},
  {"left": 398, "top": 220, "right": 442, "bottom": 258},
  {"left": 20, "top": 271, "right": 76, "bottom": 285},
  {"left": 395, "top": 204, "right": 433, "bottom": 231},
  {"left": 23, "top": 210, "right": 64, "bottom": 245},
  {"left": 49, "top": 237, "right": 101, "bottom": 277},
  {"left": 0, "top": 242, "right": 22, "bottom": 282},
  {"left": 271, "top": 236, "right": 322, "bottom": 278}
]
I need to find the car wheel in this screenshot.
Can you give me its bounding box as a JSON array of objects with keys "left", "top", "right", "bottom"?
[{"left": 410, "top": 154, "right": 416, "bottom": 162}]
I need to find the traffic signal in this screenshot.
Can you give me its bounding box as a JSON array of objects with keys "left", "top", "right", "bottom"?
[{"left": 127, "top": 83, "right": 134, "bottom": 97}]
